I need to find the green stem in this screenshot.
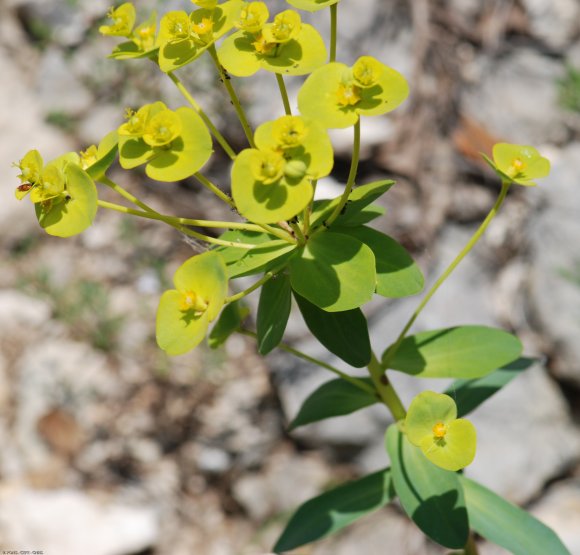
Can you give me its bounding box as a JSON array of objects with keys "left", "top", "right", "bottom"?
[
  {"left": 97, "top": 200, "right": 258, "bottom": 249},
  {"left": 290, "top": 221, "right": 306, "bottom": 245},
  {"left": 329, "top": 3, "right": 338, "bottom": 63},
  {"left": 276, "top": 73, "right": 292, "bottom": 115},
  {"left": 208, "top": 45, "right": 256, "bottom": 148},
  {"left": 238, "top": 329, "right": 377, "bottom": 396},
  {"left": 225, "top": 264, "right": 285, "bottom": 303},
  {"left": 194, "top": 173, "right": 296, "bottom": 244},
  {"left": 368, "top": 352, "right": 406, "bottom": 420},
  {"left": 99, "top": 176, "right": 157, "bottom": 214},
  {"left": 302, "top": 179, "right": 317, "bottom": 237},
  {"left": 382, "top": 181, "right": 512, "bottom": 370},
  {"left": 194, "top": 172, "right": 236, "bottom": 208},
  {"left": 464, "top": 533, "right": 480, "bottom": 555},
  {"left": 167, "top": 71, "right": 237, "bottom": 160},
  {"left": 322, "top": 119, "right": 360, "bottom": 229}
]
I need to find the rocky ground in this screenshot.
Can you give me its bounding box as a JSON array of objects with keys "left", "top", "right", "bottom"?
[{"left": 1, "top": 0, "right": 580, "bottom": 553}]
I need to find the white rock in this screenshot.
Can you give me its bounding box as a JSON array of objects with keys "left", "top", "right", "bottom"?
[
  {"left": 0, "top": 290, "right": 52, "bottom": 332},
  {"left": 0, "top": 487, "right": 159, "bottom": 555}
]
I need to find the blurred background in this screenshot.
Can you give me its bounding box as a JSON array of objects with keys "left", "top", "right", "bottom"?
[{"left": 1, "top": 0, "right": 580, "bottom": 553}]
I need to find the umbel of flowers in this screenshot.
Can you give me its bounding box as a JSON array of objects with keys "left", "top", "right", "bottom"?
[{"left": 13, "top": 2, "right": 564, "bottom": 554}]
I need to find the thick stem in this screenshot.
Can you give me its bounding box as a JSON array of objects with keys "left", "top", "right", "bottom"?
[
  {"left": 329, "top": 3, "right": 338, "bottom": 63},
  {"left": 167, "top": 71, "right": 237, "bottom": 160},
  {"left": 367, "top": 352, "right": 406, "bottom": 420},
  {"left": 238, "top": 329, "right": 377, "bottom": 396},
  {"left": 276, "top": 73, "right": 292, "bottom": 115},
  {"left": 208, "top": 45, "right": 256, "bottom": 148},
  {"left": 464, "top": 533, "right": 480, "bottom": 555},
  {"left": 290, "top": 221, "right": 306, "bottom": 245},
  {"left": 322, "top": 119, "right": 360, "bottom": 229},
  {"left": 382, "top": 181, "right": 512, "bottom": 370}
]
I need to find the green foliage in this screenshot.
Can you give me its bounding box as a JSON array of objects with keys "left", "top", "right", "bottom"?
[
  {"left": 273, "top": 468, "right": 394, "bottom": 553},
  {"left": 460, "top": 476, "right": 571, "bottom": 555},
  {"left": 385, "top": 425, "right": 469, "bottom": 549},
  {"left": 557, "top": 64, "right": 580, "bottom": 113},
  {"left": 383, "top": 325, "right": 523, "bottom": 378},
  {"left": 13, "top": 2, "right": 563, "bottom": 553},
  {"left": 288, "top": 377, "right": 375, "bottom": 430}
]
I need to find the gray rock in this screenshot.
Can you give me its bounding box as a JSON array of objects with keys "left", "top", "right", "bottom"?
[
  {"left": 0, "top": 487, "right": 159, "bottom": 555},
  {"left": 463, "top": 49, "right": 567, "bottom": 144},
  {"left": 530, "top": 479, "right": 580, "bottom": 555},
  {"left": 37, "top": 47, "right": 93, "bottom": 117},
  {"left": 0, "top": 290, "right": 52, "bottom": 333},
  {"left": 520, "top": 0, "right": 580, "bottom": 50},
  {"left": 527, "top": 143, "right": 580, "bottom": 383}
]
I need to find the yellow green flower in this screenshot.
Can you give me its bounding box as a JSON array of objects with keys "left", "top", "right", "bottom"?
[
  {"left": 100, "top": 3, "right": 136, "bottom": 37},
  {"left": 405, "top": 391, "right": 476, "bottom": 472},
  {"left": 483, "top": 143, "right": 551, "bottom": 187},
  {"left": 192, "top": 0, "right": 219, "bottom": 8},
  {"left": 237, "top": 2, "right": 269, "bottom": 33},
  {"left": 298, "top": 56, "right": 409, "bottom": 128},
  {"left": 156, "top": 252, "right": 228, "bottom": 355}
]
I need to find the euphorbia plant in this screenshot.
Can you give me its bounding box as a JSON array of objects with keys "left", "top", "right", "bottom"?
[{"left": 14, "top": 1, "right": 569, "bottom": 554}]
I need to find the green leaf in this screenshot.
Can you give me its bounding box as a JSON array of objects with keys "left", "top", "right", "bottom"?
[
  {"left": 288, "top": 378, "right": 376, "bottom": 430},
  {"left": 294, "top": 292, "right": 371, "bottom": 367},
  {"left": 257, "top": 273, "right": 292, "bottom": 354},
  {"left": 86, "top": 131, "right": 118, "bottom": 181},
  {"left": 109, "top": 41, "right": 159, "bottom": 60},
  {"left": 273, "top": 468, "right": 395, "bottom": 553},
  {"left": 208, "top": 301, "right": 249, "bottom": 349},
  {"left": 146, "top": 107, "right": 212, "bottom": 182},
  {"left": 444, "top": 357, "right": 536, "bottom": 418},
  {"left": 311, "top": 179, "right": 394, "bottom": 228},
  {"left": 232, "top": 149, "right": 313, "bottom": 224},
  {"left": 289, "top": 231, "right": 376, "bottom": 312},
  {"left": 336, "top": 226, "right": 424, "bottom": 298},
  {"left": 385, "top": 425, "right": 469, "bottom": 549},
  {"left": 227, "top": 240, "right": 297, "bottom": 279},
  {"left": 460, "top": 476, "right": 571, "bottom": 555},
  {"left": 338, "top": 203, "right": 385, "bottom": 226},
  {"left": 383, "top": 325, "right": 523, "bottom": 379},
  {"left": 214, "top": 230, "right": 276, "bottom": 265},
  {"left": 36, "top": 164, "right": 98, "bottom": 238}
]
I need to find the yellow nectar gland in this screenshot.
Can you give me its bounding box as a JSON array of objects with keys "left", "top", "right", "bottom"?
[
  {"left": 432, "top": 421, "right": 447, "bottom": 439},
  {"left": 507, "top": 157, "right": 526, "bottom": 178},
  {"left": 120, "top": 106, "right": 150, "bottom": 136},
  {"left": 192, "top": 17, "right": 214, "bottom": 40},
  {"left": 135, "top": 23, "right": 156, "bottom": 51},
  {"left": 252, "top": 33, "right": 275, "bottom": 55},
  {"left": 79, "top": 145, "right": 99, "bottom": 170},
  {"left": 336, "top": 82, "right": 362, "bottom": 107},
  {"left": 179, "top": 290, "right": 209, "bottom": 313},
  {"left": 272, "top": 116, "right": 308, "bottom": 149},
  {"left": 142, "top": 110, "right": 182, "bottom": 148},
  {"left": 166, "top": 13, "right": 190, "bottom": 40}
]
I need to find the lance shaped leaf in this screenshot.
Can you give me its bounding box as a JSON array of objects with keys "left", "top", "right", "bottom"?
[
  {"left": 287, "top": 0, "right": 341, "bottom": 12},
  {"left": 257, "top": 273, "right": 292, "bottom": 354},
  {"left": 294, "top": 292, "right": 371, "bottom": 367},
  {"left": 273, "top": 468, "right": 394, "bottom": 553},
  {"left": 289, "top": 231, "right": 376, "bottom": 312},
  {"left": 482, "top": 143, "right": 550, "bottom": 187},
  {"left": 382, "top": 325, "right": 523, "bottom": 379},
  {"left": 298, "top": 57, "right": 409, "bottom": 128},
  {"left": 405, "top": 391, "right": 476, "bottom": 472},
  {"left": 385, "top": 424, "right": 469, "bottom": 549},
  {"left": 156, "top": 251, "right": 228, "bottom": 355},
  {"left": 289, "top": 377, "right": 376, "bottom": 430},
  {"left": 218, "top": 16, "right": 326, "bottom": 77},
  {"left": 208, "top": 300, "right": 249, "bottom": 349},
  {"left": 460, "top": 476, "right": 571, "bottom": 555},
  {"left": 35, "top": 162, "right": 98, "bottom": 238}
]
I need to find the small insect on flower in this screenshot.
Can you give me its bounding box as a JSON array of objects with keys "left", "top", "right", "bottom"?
[{"left": 17, "top": 183, "right": 33, "bottom": 192}]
